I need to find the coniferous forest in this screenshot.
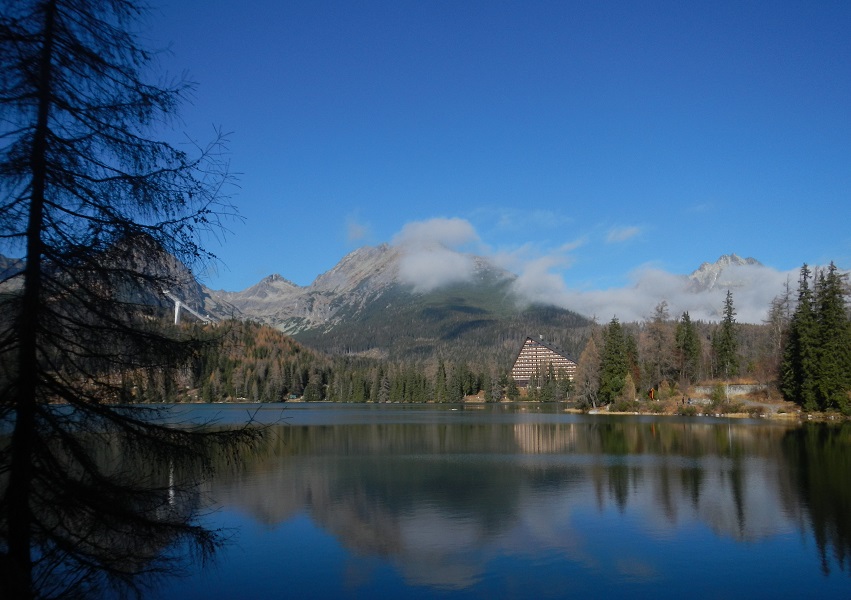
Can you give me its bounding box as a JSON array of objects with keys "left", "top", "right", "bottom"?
[{"left": 137, "top": 262, "right": 851, "bottom": 415}]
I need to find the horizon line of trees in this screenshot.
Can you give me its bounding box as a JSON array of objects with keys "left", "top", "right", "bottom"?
[
  {"left": 127, "top": 262, "right": 850, "bottom": 413},
  {"left": 572, "top": 263, "right": 850, "bottom": 414}
]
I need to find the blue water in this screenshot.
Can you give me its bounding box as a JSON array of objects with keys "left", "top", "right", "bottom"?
[{"left": 151, "top": 404, "right": 851, "bottom": 599}]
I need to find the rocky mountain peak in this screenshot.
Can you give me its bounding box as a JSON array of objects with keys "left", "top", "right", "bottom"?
[
  {"left": 235, "top": 272, "right": 299, "bottom": 300},
  {"left": 688, "top": 253, "right": 763, "bottom": 292},
  {"left": 312, "top": 244, "right": 401, "bottom": 294},
  {"left": 259, "top": 273, "right": 298, "bottom": 287}
]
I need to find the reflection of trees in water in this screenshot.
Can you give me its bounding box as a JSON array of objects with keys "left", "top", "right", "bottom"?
[
  {"left": 781, "top": 423, "right": 851, "bottom": 575},
  {"left": 0, "top": 430, "right": 217, "bottom": 597},
  {"left": 207, "top": 418, "right": 850, "bottom": 587}
]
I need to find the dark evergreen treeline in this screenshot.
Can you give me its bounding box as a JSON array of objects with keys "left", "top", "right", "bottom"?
[
  {"left": 170, "top": 320, "right": 511, "bottom": 404},
  {"left": 179, "top": 319, "right": 584, "bottom": 404},
  {"left": 780, "top": 263, "right": 851, "bottom": 413}
]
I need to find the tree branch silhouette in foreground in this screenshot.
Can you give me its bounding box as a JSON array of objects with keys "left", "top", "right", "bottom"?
[{"left": 0, "top": 1, "right": 262, "bottom": 597}]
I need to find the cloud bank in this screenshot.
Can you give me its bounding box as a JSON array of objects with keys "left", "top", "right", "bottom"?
[
  {"left": 389, "top": 218, "right": 794, "bottom": 322},
  {"left": 511, "top": 263, "right": 792, "bottom": 323},
  {"left": 392, "top": 218, "right": 481, "bottom": 292}
]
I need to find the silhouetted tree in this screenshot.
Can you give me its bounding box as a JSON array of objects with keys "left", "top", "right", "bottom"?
[{"left": 0, "top": 1, "right": 260, "bottom": 597}]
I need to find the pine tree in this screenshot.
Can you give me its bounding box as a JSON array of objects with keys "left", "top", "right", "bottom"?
[
  {"left": 488, "top": 374, "right": 503, "bottom": 402},
  {"left": 712, "top": 290, "right": 740, "bottom": 380},
  {"left": 780, "top": 265, "right": 820, "bottom": 410},
  {"left": 506, "top": 376, "right": 520, "bottom": 401},
  {"left": 434, "top": 358, "right": 448, "bottom": 403},
  {"left": 675, "top": 311, "right": 701, "bottom": 386},
  {"left": 599, "top": 318, "right": 629, "bottom": 405},
  {"left": 813, "top": 263, "right": 851, "bottom": 413}
]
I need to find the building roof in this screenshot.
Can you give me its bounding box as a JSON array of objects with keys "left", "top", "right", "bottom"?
[{"left": 512, "top": 336, "right": 577, "bottom": 364}]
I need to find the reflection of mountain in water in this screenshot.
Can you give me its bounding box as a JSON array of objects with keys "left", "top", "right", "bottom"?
[{"left": 206, "top": 417, "right": 850, "bottom": 588}]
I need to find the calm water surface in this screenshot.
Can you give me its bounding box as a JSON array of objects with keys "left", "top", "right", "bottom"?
[{"left": 154, "top": 403, "right": 851, "bottom": 599}]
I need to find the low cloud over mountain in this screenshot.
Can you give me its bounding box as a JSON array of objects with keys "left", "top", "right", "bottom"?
[
  {"left": 384, "top": 219, "right": 795, "bottom": 323},
  {"left": 511, "top": 259, "right": 789, "bottom": 323},
  {"left": 392, "top": 218, "right": 481, "bottom": 292}
]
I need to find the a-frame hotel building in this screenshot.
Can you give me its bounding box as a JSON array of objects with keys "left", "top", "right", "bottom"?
[{"left": 510, "top": 336, "right": 577, "bottom": 388}]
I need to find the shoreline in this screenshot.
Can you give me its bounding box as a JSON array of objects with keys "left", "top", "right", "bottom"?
[{"left": 173, "top": 398, "right": 848, "bottom": 422}]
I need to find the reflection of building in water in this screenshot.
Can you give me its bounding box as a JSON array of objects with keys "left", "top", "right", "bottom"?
[
  {"left": 205, "top": 419, "right": 847, "bottom": 590},
  {"left": 513, "top": 423, "right": 578, "bottom": 453},
  {"left": 510, "top": 336, "right": 577, "bottom": 387}
]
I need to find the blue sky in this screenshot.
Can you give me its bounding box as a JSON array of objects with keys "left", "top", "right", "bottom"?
[{"left": 149, "top": 0, "right": 850, "bottom": 320}]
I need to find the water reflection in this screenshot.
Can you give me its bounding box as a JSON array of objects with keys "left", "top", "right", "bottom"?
[
  {"left": 187, "top": 410, "right": 850, "bottom": 596},
  {"left": 782, "top": 423, "right": 851, "bottom": 575}
]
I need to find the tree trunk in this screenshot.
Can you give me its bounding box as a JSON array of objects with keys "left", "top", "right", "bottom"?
[{"left": 7, "top": 1, "right": 58, "bottom": 594}]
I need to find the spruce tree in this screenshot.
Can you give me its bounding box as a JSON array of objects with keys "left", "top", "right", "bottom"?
[
  {"left": 780, "top": 265, "right": 820, "bottom": 410},
  {"left": 813, "top": 263, "right": 851, "bottom": 413},
  {"left": 712, "top": 290, "right": 740, "bottom": 380},
  {"left": 434, "top": 358, "right": 448, "bottom": 403},
  {"left": 675, "top": 311, "right": 701, "bottom": 386},
  {"left": 599, "top": 317, "right": 629, "bottom": 404}
]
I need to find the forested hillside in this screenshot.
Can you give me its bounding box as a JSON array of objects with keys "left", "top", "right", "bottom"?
[
  {"left": 292, "top": 279, "right": 592, "bottom": 370},
  {"left": 117, "top": 262, "right": 850, "bottom": 415},
  {"left": 167, "top": 320, "right": 510, "bottom": 404}
]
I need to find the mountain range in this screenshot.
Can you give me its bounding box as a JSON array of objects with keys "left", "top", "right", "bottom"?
[
  {"left": 194, "top": 248, "right": 763, "bottom": 363},
  {"left": 202, "top": 249, "right": 763, "bottom": 321},
  {"left": 0, "top": 244, "right": 767, "bottom": 365},
  {"left": 201, "top": 244, "right": 591, "bottom": 363}
]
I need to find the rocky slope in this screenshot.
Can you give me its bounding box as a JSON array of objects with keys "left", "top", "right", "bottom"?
[
  {"left": 686, "top": 253, "right": 763, "bottom": 292},
  {"left": 204, "top": 244, "right": 518, "bottom": 334},
  {"left": 202, "top": 244, "right": 590, "bottom": 363}
]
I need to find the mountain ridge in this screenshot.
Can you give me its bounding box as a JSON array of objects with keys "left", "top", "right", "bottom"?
[
  {"left": 198, "top": 247, "right": 766, "bottom": 364},
  {"left": 686, "top": 253, "right": 763, "bottom": 292}
]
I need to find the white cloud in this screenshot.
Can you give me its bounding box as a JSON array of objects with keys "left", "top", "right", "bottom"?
[
  {"left": 686, "top": 202, "right": 714, "bottom": 214},
  {"left": 606, "top": 226, "right": 642, "bottom": 243},
  {"left": 397, "top": 245, "right": 477, "bottom": 292},
  {"left": 511, "top": 255, "right": 571, "bottom": 301},
  {"left": 388, "top": 218, "right": 793, "bottom": 322},
  {"left": 392, "top": 217, "right": 479, "bottom": 249},
  {"left": 391, "top": 218, "right": 480, "bottom": 292},
  {"left": 509, "top": 262, "right": 795, "bottom": 323}
]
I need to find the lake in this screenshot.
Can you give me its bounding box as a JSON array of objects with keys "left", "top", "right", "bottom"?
[{"left": 153, "top": 403, "right": 850, "bottom": 599}]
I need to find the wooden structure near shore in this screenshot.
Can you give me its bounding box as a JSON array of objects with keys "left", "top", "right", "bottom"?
[{"left": 510, "top": 336, "right": 577, "bottom": 388}]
